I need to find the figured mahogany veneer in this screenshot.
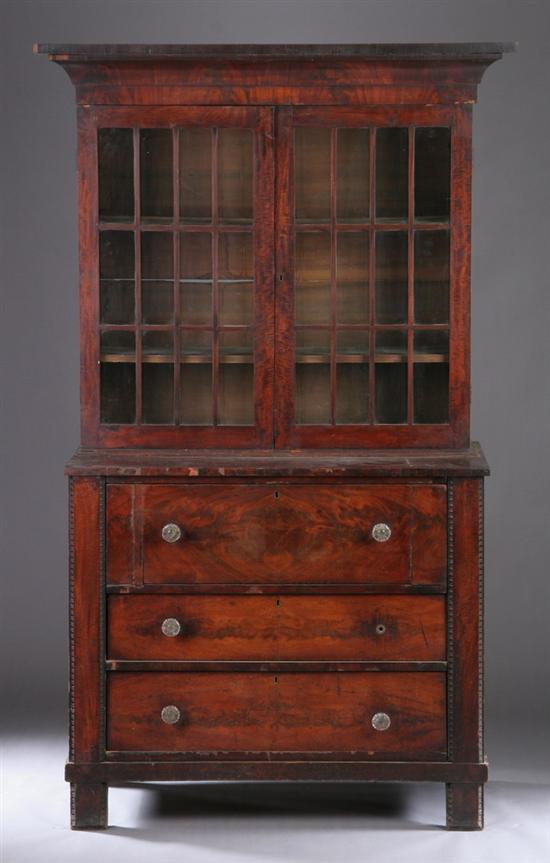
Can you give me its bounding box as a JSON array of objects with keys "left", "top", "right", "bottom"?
[
  {"left": 107, "top": 671, "right": 446, "bottom": 757},
  {"left": 106, "top": 482, "right": 447, "bottom": 586},
  {"left": 35, "top": 40, "right": 511, "bottom": 831},
  {"left": 107, "top": 594, "right": 446, "bottom": 661}
]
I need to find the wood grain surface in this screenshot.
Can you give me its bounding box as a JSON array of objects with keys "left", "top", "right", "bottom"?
[{"left": 107, "top": 671, "right": 446, "bottom": 755}]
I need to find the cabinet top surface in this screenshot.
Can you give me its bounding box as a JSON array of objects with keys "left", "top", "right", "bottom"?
[
  {"left": 34, "top": 42, "right": 516, "bottom": 61},
  {"left": 65, "top": 442, "right": 489, "bottom": 477}
]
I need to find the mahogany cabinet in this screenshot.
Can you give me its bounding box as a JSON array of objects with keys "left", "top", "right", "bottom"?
[{"left": 35, "top": 42, "right": 513, "bottom": 830}]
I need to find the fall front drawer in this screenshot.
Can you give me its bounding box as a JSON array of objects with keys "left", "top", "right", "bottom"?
[
  {"left": 107, "top": 594, "right": 446, "bottom": 661},
  {"left": 107, "top": 671, "right": 447, "bottom": 756},
  {"left": 107, "top": 483, "right": 447, "bottom": 586}
]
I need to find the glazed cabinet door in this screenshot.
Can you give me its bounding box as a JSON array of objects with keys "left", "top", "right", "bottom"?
[
  {"left": 79, "top": 106, "right": 274, "bottom": 447},
  {"left": 274, "top": 106, "right": 471, "bottom": 449}
]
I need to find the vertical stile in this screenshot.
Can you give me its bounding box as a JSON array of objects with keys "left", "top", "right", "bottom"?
[
  {"left": 133, "top": 127, "right": 142, "bottom": 424},
  {"left": 330, "top": 128, "right": 337, "bottom": 425},
  {"left": 407, "top": 126, "right": 415, "bottom": 425},
  {"left": 211, "top": 127, "right": 219, "bottom": 426},
  {"left": 368, "top": 126, "right": 376, "bottom": 424},
  {"left": 172, "top": 127, "right": 181, "bottom": 425}
]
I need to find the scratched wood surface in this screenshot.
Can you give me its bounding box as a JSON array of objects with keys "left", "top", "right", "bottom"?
[
  {"left": 107, "top": 594, "right": 445, "bottom": 661},
  {"left": 107, "top": 670, "right": 446, "bottom": 755}
]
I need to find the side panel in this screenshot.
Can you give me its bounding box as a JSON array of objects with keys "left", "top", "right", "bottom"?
[{"left": 69, "top": 477, "right": 104, "bottom": 761}]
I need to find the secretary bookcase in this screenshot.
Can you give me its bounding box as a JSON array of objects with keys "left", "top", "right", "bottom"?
[{"left": 35, "top": 42, "right": 513, "bottom": 830}]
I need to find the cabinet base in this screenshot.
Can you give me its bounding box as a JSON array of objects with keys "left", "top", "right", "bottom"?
[
  {"left": 446, "top": 782, "right": 484, "bottom": 830},
  {"left": 67, "top": 761, "right": 487, "bottom": 830},
  {"left": 70, "top": 782, "right": 108, "bottom": 830}
]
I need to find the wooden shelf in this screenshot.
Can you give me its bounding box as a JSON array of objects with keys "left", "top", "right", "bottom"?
[
  {"left": 101, "top": 350, "right": 448, "bottom": 365},
  {"left": 101, "top": 352, "right": 254, "bottom": 364}
]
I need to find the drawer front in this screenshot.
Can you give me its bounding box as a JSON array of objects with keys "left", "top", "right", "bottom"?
[
  {"left": 107, "top": 671, "right": 446, "bottom": 756},
  {"left": 107, "top": 483, "right": 447, "bottom": 586},
  {"left": 108, "top": 595, "right": 445, "bottom": 661}
]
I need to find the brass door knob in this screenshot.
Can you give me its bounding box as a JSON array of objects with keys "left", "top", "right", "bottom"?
[
  {"left": 161, "top": 618, "right": 181, "bottom": 637},
  {"left": 371, "top": 523, "right": 391, "bottom": 543},
  {"left": 371, "top": 712, "right": 391, "bottom": 731},
  {"left": 161, "top": 523, "right": 182, "bottom": 543},
  {"left": 160, "top": 705, "right": 181, "bottom": 725}
]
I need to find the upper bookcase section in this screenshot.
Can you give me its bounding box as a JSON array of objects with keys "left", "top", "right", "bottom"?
[{"left": 33, "top": 42, "right": 515, "bottom": 107}]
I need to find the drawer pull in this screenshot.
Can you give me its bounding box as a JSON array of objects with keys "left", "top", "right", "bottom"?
[
  {"left": 161, "top": 618, "right": 181, "bottom": 637},
  {"left": 375, "top": 623, "right": 386, "bottom": 635},
  {"left": 160, "top": 705, "right": 181, "bottom": 725},
  {"left": 371, "top": 712, "right": 391, "bottom": 731},
  {"left": 371, "top": 523, "right": 391, "bottom": 543},
  {"left": 161, "top": 523, "right": 182, "bottom": 543}
]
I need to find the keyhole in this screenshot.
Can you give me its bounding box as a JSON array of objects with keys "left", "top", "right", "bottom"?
[
  {"left": 274, "top": 490, "right": 279, "bottom": 499},
  {"left": 275, "top": 598, "right": 281, "bottom": 607},
  {"left": 274, "top": 676, "right": 279, "bottom": 684}
]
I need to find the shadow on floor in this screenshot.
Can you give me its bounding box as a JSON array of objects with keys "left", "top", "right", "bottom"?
[{"left": 106, "top": 781, "right": 442, "bottom": 842}]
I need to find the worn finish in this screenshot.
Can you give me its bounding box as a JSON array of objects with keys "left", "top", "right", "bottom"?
[
  {"left": 35, "top": 41, "right": 506, "bottom": 830},
  {"left": 67, "top": 442, "right": 489, "bottom": 477},
  {"left": 106, "top": 482, "right": 447, "bottom": 586},
  {"left": 107, "top": 671, "right": 446, "bottom": 756},
  {"left": 107, "top": 594, "right": 446, "bottom": 661}
]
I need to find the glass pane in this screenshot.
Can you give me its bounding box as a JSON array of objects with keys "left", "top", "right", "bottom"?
[
  {"left": 336, "top": 364, "right": 369, "bottom": 424},
  {"left": 180, "top": 364, "right": 212, "bottom": 425},
  {"left": 415, "top": 128, "right": 450, "bottom": 222},
  {"left": 180, "top": 330, "right": 212, "bottom": 425},
  {"left": 335, "top": 330, "right": 369, "bottom": 426},
  {"left": 99, "top": 231, "right": 135, "bottom": 324},
  {"left": 181, "top": 329, "right": 212, "bottom": 362},
  {"left": 414, "top": 329, "right": 449, "bottom": 361},
  {"left": 220, "top": 329, "right": 253, "bottom": 364},
  {"left": 414, "top": 230, "right": 450, "bottom": 324},
  {"left": 219, "top": 232, "right": 254, "bottom": 325},
  {"left": 179, "top": 127, "right": 212, "bottom": 223},
  {"left": 98, "top": 128, "right": 133, "bottom": 222},
  {"left": 219, "top": 365, "right": 254, "bottom": 425},
  {"left": 142, "top": 330, "right": 173, "bottom": 361},
  {"left": 100, "top": 363, "right": 135, "bottom": 424},
  {"left": 375, "top": 330, "right": 407, "bottom": 424},
  {"left": 295, "top": 365, "right": 330, "bottom": 424},
  {"left": 375, "top": 231, "right": 408, "bottom": 324},
  {"left": 296, "top": 329, "right": 330, "bottom": 363},
  {"left": 376, "top": 128, "right": 408, "bottom": 221},
  {"left": 218, "top": 128, "right": 253, "bottom": 224},
  {"left": 180, "top": 233, "right": 212, "bottom": 325},
  {"left": 142, "top": 364, "right": 174, "bottom": 424},
  {"left": 295, "top": 127, "right": 330, "bottom": 223},
  {"left": 100, "top": 330, "right": 135, "bottom": 360},
  {"left": 141, "top": 232, "right": 173, "bottom": 324},
  {"left": 180, "top": 232, "right": 212, "bottom": 279},
  {"left": 336, "top": 330, "right": 369, "bottom": 359},
  {"left": 336, "top": 128, "right": 369, "bottom": 222},
  {"left": 413, "top": 330, "right": 450, "bottom": 422},
  {"left": 140, "top": 129, "right": 173, "bottom": 222},
  {"left": 414, "top": 364, "right": 449, "bottom": 423},
  {"left": 336, "top": 232, "right": 369, "bottom": 324},
  {"left": 295, "top": 232, "right": 330, "bottom": 324}
]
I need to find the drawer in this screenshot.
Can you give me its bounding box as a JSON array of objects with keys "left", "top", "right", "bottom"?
[
  {"left": 107, "top": 483, "right": 447, "bottom": 586},
  {"left": 108, "top": 594, "right": 446, "bottom": 661},
  {"left": 107, "top": 671, "right": 446, "bottom": 756}
]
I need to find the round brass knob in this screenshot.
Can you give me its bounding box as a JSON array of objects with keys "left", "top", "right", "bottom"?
[
  {"left": 372, "top": 523, "right": 391, "bottom": 543},
  {"left": 161, "top": 523, "right": 182, "bottom": 543},
  {"left": 160, "top": 705, "right": 181, "bottom": 725},
  {"left": 161, "top": 618, "right": 181, "bottom": 637},
  {"left": 371, "top": 712, "right": 391, "bottom": 731},
  {"left": 375, "top": 623, "right": 386, "bottom": 635}
]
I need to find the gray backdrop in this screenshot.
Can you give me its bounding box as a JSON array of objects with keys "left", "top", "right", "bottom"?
[{"left": 2, "top": 0, "right": 549, "bottom": 741}]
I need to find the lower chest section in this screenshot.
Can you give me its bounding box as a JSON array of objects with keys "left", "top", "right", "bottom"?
[{"left": 98, "top": 478, "right": 454, "bottom": 760}]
